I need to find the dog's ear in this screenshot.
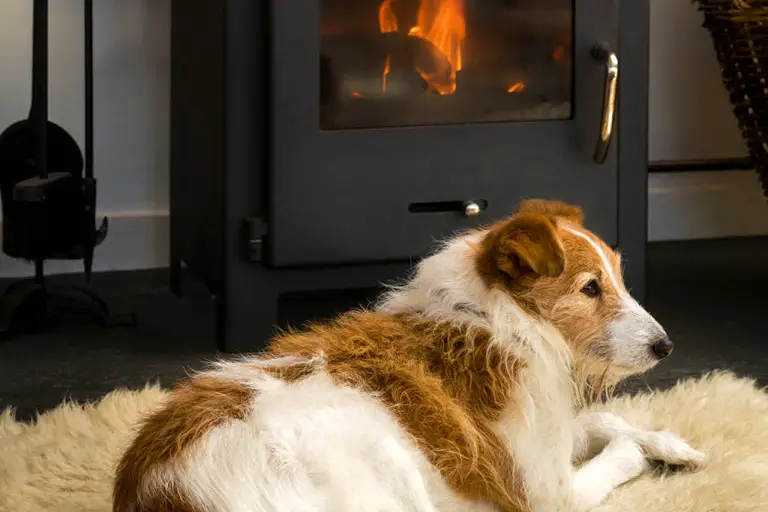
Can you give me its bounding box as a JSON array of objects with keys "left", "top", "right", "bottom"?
[
  {"left": 516, "top": 199, "right": 584, "bottom": 226},
  {"left": 481, "top": 212, "right": 565, "bottom": 280}
]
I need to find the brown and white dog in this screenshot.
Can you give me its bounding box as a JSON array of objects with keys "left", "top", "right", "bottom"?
[{"left": 113, "top": 199, "right": 704, "bottom": 512}]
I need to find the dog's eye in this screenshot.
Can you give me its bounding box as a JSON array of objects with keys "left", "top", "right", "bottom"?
[{"left": 581, "top": 279, "right": 601, "bottom": 298}]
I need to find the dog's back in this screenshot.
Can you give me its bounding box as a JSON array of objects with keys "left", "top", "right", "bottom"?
[{"left": 113, "top": 313, "right": 509, "bottom": 512}]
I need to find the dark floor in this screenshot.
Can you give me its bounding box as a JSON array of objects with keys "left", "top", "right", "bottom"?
[{"left": 0, "top": 236, "right": 767, "bottom": 421}]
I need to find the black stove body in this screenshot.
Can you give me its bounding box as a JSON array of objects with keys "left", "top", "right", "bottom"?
[{"left": 170, "top": 0, "right": 649, "bottom": 352}]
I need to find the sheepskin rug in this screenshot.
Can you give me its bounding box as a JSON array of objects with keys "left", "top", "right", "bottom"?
[{"left": 1, "top": 371, "right": 767, "bottom": 512}]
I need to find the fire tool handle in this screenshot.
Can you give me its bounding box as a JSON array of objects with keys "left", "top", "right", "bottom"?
[{"left": 592, "top": 44, "right": 618, "bottom": 164}]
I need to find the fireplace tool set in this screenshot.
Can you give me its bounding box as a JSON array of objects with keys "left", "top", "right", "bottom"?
[{"left": 0, "top": 0, "right": 135, "bottom": 338}]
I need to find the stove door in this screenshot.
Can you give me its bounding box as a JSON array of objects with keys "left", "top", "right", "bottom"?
[{"left": 269, "top": 0, "right": 621, "bottom": 266}]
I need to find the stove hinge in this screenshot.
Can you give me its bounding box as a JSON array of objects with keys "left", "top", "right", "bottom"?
[{"left": 243, "top": 216, "right": 268, "bottom": 263}]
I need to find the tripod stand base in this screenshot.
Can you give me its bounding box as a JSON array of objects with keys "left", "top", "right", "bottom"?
[{"left": 0, "top": 280, "right": 137, "bottom": 339}]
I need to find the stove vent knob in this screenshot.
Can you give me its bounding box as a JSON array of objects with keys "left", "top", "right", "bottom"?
[{"left": 463, "top": 201, "right": 482, "bottom": 217}]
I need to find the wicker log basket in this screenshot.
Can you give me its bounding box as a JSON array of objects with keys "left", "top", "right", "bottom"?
[{"left": 694, "top": 0, "right": 768, "bottom": 199}]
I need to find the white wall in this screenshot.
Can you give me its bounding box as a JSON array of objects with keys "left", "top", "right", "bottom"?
[
  {"left": 0, "top": 0, "right": 765, "bottom": 277},
  {"left": 649, "top": 0, "right": 746, "bottom": 160}
]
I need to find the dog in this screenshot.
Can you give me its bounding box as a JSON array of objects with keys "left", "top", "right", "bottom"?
[{"left": 113, "top": 199, "right": 704, "bottom": 512}]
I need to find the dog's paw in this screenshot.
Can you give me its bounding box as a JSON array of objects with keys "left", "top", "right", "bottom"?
[{"left": 637, "top": 430, "right": 705, "bottom": 471}]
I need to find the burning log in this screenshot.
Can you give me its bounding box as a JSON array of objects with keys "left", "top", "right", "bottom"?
[{"left": 321, "top": 32, "right": 453, "bottom": 99}]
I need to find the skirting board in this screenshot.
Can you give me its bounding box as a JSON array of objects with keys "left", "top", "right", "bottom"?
[{"left": 0, "top": 171, "right": 765, "bottom": 278}]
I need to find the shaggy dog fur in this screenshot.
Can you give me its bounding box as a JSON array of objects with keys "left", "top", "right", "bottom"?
[{"left": 0, "top": 372, "right": 766, "bottom": 512}]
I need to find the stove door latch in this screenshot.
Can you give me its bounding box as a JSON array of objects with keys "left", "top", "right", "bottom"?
[
  {"left": 592, "top": 44, "right": 619, "bottom": 164},
  {"left": 244, "top": 216, "right": 267, "bottom": 262}
]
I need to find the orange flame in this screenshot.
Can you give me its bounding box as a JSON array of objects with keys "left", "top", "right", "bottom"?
[
  {"left": 379, "top": 0, "right": 398, "bottom": 33},
  {"left": 379, "top": 0, "right": 465, "bottom": 95},
  {"left": 382, "top": 55, "right": 391, "bottom": 94},
  {"left": 415, "top": 0, "right": 464, "bottom": 75},
  {"left": 507, "top": 82, "right": 525, "bottom": 93}
]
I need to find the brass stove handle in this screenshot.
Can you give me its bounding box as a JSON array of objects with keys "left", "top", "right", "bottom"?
[{"left": 592, "top": 45, "right": 618, "bottom": 164}]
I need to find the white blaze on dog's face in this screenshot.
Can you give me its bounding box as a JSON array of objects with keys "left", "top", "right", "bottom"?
[{"left": 476, "top": 200, "right": 671, "bottom": 375}]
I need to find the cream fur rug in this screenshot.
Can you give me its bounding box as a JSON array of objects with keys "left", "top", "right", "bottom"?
[{"left": 0, "top": 372, "right": 767, "bottom": 512}]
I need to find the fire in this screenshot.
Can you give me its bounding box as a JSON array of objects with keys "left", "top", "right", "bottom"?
[
  {"left": 382, "top": 55, "right": 391, "bottom": 94},
  {"left": 378, "top": 0, "right": 465, "bottom": 95},
  {"left": 378, "top": 0, "right": 398, "bottom": 33},
  {"left": 507, "top": 82, "right": 525, "bottom": 93},
  {"left": 351, "top": 91, "right": 363, "bottom": 98}
]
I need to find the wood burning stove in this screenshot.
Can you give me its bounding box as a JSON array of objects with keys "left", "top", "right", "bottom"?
[{"left": 170, "top": 0, "right": 649, "bottom": 353}]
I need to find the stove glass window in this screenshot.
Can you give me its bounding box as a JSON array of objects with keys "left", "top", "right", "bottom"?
[{"left": 320, "top": 0, "right": 573, "bottom": 130}]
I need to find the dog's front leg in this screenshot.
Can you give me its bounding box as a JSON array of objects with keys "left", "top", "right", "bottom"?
[
  {"left": 573, "top": 412, "right": 705, "bottom": 470},
  {"left": 572, "top": 412, "right": 635, "bottom": 464},
  {"left": 570, "top": 436, "right": 650, "bottom": 511}
]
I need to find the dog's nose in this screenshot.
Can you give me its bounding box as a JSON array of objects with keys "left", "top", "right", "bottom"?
[{"left": 651, "top": 337, "right": 674, "bottom": 359}]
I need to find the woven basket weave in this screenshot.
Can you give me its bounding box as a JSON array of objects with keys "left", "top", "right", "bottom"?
[{"left": 694, "top": 0, "right": 768, "bottom": 198}]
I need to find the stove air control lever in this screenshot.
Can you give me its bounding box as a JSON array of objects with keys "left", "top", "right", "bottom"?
[{"left": 408, "top": 199, "right": 488, "bottom": 216}]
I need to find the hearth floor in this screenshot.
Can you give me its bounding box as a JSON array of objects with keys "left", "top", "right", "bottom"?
[{"left": 0, "top": 236, "right": 766, "bottom": 421}]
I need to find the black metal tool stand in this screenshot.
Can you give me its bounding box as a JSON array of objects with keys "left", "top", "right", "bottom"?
[
  {"left": 0, "top": 0, "right": 136, "bottom": 339},
  {"left": 0, "top": 263, "right": 131, "bottom": 336}
]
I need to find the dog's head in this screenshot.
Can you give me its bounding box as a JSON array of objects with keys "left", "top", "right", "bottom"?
[{"left": 476, "top": 199, "right": 670, "bottom": 378}]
